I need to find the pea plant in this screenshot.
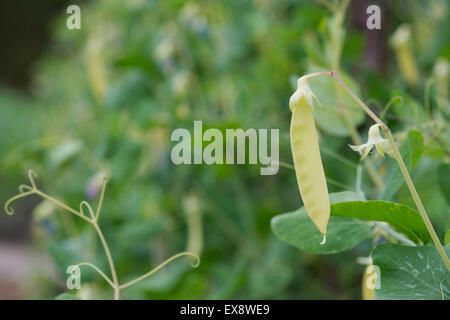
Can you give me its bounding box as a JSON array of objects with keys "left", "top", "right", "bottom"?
[
  {"left": 1, "top": 0, "right": 448, "bottom": 301},
  {"left": 272, "top": 70, "right": 449, "bottom": 300},
  {"left": 4, "top": 170, "right": 199, "bottom": 300}
]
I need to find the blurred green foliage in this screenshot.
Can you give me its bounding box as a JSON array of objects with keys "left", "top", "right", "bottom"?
[{"left": 0, "top": 0, "right": 448, "bottom": 299}]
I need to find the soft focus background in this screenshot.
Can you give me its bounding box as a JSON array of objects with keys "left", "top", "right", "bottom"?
[{"left": 0, "top": 0, "right": 448, "bottom": 299}]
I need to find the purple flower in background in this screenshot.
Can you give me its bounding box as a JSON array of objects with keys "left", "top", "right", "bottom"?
[{"left": 85, "top": 173, "right": 103, "bottom": 200}]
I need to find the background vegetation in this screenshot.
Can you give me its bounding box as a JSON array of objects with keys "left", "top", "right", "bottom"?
[{"left": 0, "top": 0, "right": 448, "bottom": 299}]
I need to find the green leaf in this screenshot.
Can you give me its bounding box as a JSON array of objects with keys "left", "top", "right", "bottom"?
[
  {"left": 379, "top": 130, "right": 424, "bottom": 201},
  {"left": 46, "top": 140, "right": 82, "bottom": 170},
  {"left": 331, "top": 200, "right": 431, "bottom": 243},
  {"left": 55, "top": 293, "right": 82, "bottom": 300},
  {"left": 372, "top": 243, "right": 450, "bottom": 300},
  {"left": 271, "top": 192, "right": 372, "bottom": 254},
  {"left": 105, "top": 70, "right": 149, "bottom": 109},
  {"left": 391, "top": 92, "right": 427, "bottom": 127},
  {"left": 329, "top": 191, "right": 366, "bottom": 202},
  {"left": 445, "top": 231, "right": 450, "bottom": 246},
  {"left": 438, "top": 164, "right": 450, "bottom": 205},
  {"left": 424, "top": 126, "right": 450, "bottom": 159}
]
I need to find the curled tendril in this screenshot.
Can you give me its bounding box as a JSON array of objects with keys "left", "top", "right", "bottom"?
[
  {"left": 4, "top": 190, "right": 35, "bottom": 215},
  {"left": 4, "top": 170, "right": 202, "bottom": 299},
  {"left": 380, "top": 95, "right": 404, "bottom": 120},
  {"left": 80, "top": 201, "right": 95, "bottom": 221},
  {"left": 19, "top": 184, "right": 33, "bottom": 193},
  {"left": 28, "top": 169, "right": 38, "bottom": 189},
  {"left": 190, "top": 254, "right": 201, "bottom": 268},
  {"left": 119, "top": 252, "right": 201, "bottom": 290},
  {"left": 4, "top": 170, "right": 39, "bottom": 215}
]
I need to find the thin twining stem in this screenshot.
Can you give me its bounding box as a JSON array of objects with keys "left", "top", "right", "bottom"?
[
  {"left": 272, "top": 160, "right": 295, "bottom": 170},
  {"left": 5, "top": 186, "right": 92, "bottom": 223},
  {"left": 119, "top": 252, "right": 200, "bottom": 290},
  {"left": 77, "top": 262, "right": 115, "bottom": 288},
  {"left": 380, "top": 96, "right": 404, "bottom": 121},
  {"left": 313, "top": 70, "right": 450, "bottom": 270},
  {"left": 35, "top": 190, "right": 92, "bottom": 223},
  {"left": 321, "top": 147, "right": 358, "bottom": 169},
  {"left": 375, "top": 222, "right": 416, "bottom": 247},
  {"left": 384, "top": 129, "right": 450, "bottom": 270},
  {"left": 91, "top": 221, "right": 120, "bottom": 299},
  {"left": 273, "top": 161, "right": 354, "bottom": 190},
  {"left": 4, "top": 170, "right": 201, "bottom": 299},
  {"left": 356, "top": 165, "right": 362, "bottom": 193},
  {"left": 326, "top": 0, "right": 384, "bottom": 192},
  {"left": 87, "top": 177, "right": 120, "bottom": 299},
  {"left": 80, "top": 201, "right": 95, "bottom": 221},
  {"left": 329, "top": 71, "right": 383, "bottom": 125},
  {"left": 304, "top": 73, "right": 384, "bottom": 190},
  {"left": 4, "top": 171, "right": 120, "bottom": 298}
]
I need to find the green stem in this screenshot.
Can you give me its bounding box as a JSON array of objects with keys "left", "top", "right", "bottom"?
[
  {"left": 329, "top": 71, "right": 450, "bottom": 270},
  {"left": 274, "top": 160, "right": 354, "bottom": 190},
  {"left": 327, "top": 0, "right": 384, "bottom": 192},
  {"left": 380, "top": 96, "right": 404, "bottom": 121},
  {"left": 321, "top": 147, "right": 358, "bottom": 168},
  {"left": 330, "top": 72, "right": 382, "bottom": 130},
  {"left": 34, "top": 190, "right": 92, "bottom": 223},
  {"left": 375, "top": 222, "right": 416, "bottom": 247},
  {"left": 33, "top": 187, "right": 120, "bottom": 297},
  {"left": 119, "top": 252, "right": 199, "bottom": 290},
  {"left": 77, "top": 262, "right": 115, "bottom": 288},
  {"left": 384, "top": 129, "right": 450, "bottom": 270},
  {"left": 92, "top": 221, "right": 120, "bottom": 300},
  {"left": 4, "top": 173, "right": 200, "bottom": 299}
]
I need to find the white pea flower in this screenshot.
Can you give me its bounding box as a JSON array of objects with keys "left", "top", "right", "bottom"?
[{"left": 349, "top": 124, "right": 394, "bottom": 159}]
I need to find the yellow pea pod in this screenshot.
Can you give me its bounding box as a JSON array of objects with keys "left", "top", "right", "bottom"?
[
  {"left": 390, "top": 24, "right": 419, "bottom": 86},
  {"left": 395, "top": 44, "right": 419, "bottom": 86},
  {"left": 361, "top": 265, "right": 377, "bottom": 300},
  {"left": 289, "top": 77, "right": 330, "bottom": 235}
]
